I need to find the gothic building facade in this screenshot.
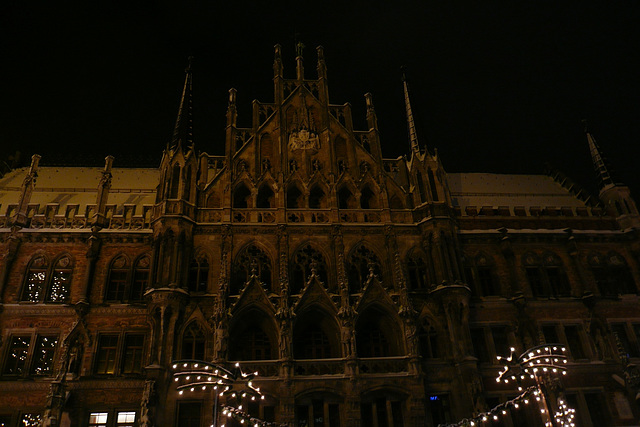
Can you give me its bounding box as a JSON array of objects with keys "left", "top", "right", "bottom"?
[{"left": 0, "top": 45, "right": 639, "bottom": 427}]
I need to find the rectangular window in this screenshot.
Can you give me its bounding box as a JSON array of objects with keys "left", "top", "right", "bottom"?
[
  {"left": 3, "top": 336, "right": 31, "bottom": 375},
  {"left": 477, "top": 267, "right": 497, "bottom": 296},
  {"left": 564, "top": 326, "right": 587, "bottom": 360},
  {"left": 546, "top": 266, "right": 570, "bottom": 297},
  {"left": 89, "top": 412, "right": 109, "bottom": 427},
  {"left": 122, "top": 335, "right": 144, "bottom": 374},
  {"left": 491, "top": 326, "right": 510, "bottom": 359},
  {"left": 116, "top": 411, "right": 136, "bottom": 427},
  {"left": 31, "top": 335, "right": 58, "bottom": 375},
  {"left": 612, "top": 323, "right": 640, "bottom": 358},
  {"left": 106, "top": 270, "right": 128, "bottom": 301},
  {"left": 20, "top": 414, "right": 42, "bottom": 427},
  {"left": 95, "top": 335, "right": 119, "bottom": 375},
  {"left": 427, "top": 395, "right": 451, "bottom": 426},
  {"left": 526, "top": 267, "right": 545, "bottom": 297},
  {"left": 177, "top": 402, "right": 201, "bottom": 427},
  {"left": 471, "top": 328, "right": 490, "bottom": 363},
  {"left": 542, "top": 325, "right": 560, "bottom": 344},
  {"left": 584, "top": 392, "right": 610, "bottom": 426}
]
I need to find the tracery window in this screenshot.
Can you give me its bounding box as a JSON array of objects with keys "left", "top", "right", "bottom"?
[
  {"left": 297, "top": 326, "right": 332, "bottom": 359},
  {"left": 256, "top": 184, "right": 275, "bottom": 208},
  {"left": 308, "top": 185, "right": 326, "bottom": 209},
  {"left": 360, "top": 185, "right": 378, "bottom": 209},
  {"left": 105, "top": 255, "right": 150, "bottom": 303},
  {"left": 346, "top": 245, "right": 382, "bottom": 291},
  {"left": 588, "top": 252, "right": 637, "bottom": 296},
  {"left": 2, "top": 334, "right": 58, "bottom": 377},
  {"left": 188, "top": 255, "right": 209, "bottom": 293},
  {"left": 291, "top": 244, "right": 329, "bottom": 293},
  {"left": 419, "top": 321, "right": 440, "bottom": 359},
  {"left": 293, "top": 310, "right": 340, "bottom": 360},
  {"left": 182, "top": 323, "right": 206, "bottom": 360},
  {"left": 337, "top": 186, "right": 356, "bottom": 209},
  {"left": 21, "top": 255, "right": 73, "bottom": 303},
  {"left": 231, "top": 244, "right": 272, "bottom": 294}
]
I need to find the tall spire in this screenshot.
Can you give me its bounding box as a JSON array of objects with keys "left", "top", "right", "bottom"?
[
  {"left": 584, "top": 121, "right": 616, "bottom": 190},
  {"left": 402, "top": 67, "right": 421, "bottom": 155},
  {"left": 171, "top": 57, "right": 194, "bottom": 149}
]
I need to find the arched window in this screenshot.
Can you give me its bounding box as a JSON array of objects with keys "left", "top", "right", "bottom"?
[
  {"left": 524, "top": 252, "right": 570, "bottom": 298},
  {"left": 188, "top": 256, "right": 209, "bottom": 293},
  {"left": 256, "top": 184, "right": 275, "bottom": 208},
  {"left": 169, "top": 165, "right": 180, "bottom": 199},
  {"left": 293, "top": 309, "right": 340, "bottom": 359},
  {"left": 419, "top": 320, "right": 440, "bottom": 359},
  {"left": 183, "top": 166, "right": 192, "bottom": 201},
  {"left": 233, "top": 183, "right": 251, "bottom": 208},
  {"left": 427, "top": 168, "right": 439, "bottom": 202},
  {"left": 415, "top": 171, "right": 427, "bottom": 204},
  {"left": 287, "top": 184, "right": 303, "bottom": 209},
  {"left": 231, "top": 244, "right": 272, "bottom": 294},
  {"left": 347, "top": 245, "right": 382, "bottom": 291},
  {"left": 589, "top": 252, "right": 637, "bottom": 296},
  {"left": 407, "top": 251, "right": 430, "bottom": 290},
  {"left": 291, "top": 244, "right": 329, "bottom": 294},
  {"left": 182, "top": 323, "right": 206, "bottom": 360},
  {"left": 131, "top": 256, "right": 150, "bottom": 301},
  {"left": 465, "top": 253, "right": 499, "bottom": 297},
  {"left": 360, "top": 186, "right": 378, "bottom": 209},
  {"left": 389, "top": 194, "right": 404, "bottom": 209},
  {"left": 229, "top": 312, "right": 276, "bottom": 361},
  {"left": 308, "top": 185, "right": 326, "bottom": 209},
  {"left": 337, "top": 187, "right": 356, "bottom": 209},
  {"left": 105, "top": 254, "right": 149, "bottom": 303},
  {"left": 356, "top": 308, "right": 401, "bottom": 358},
  {"left": 47, "top": 256, "right": 72, "bottom": 302},
  {"left": 22, "top": 256, "right": 48, "bottom": 302},
  {"left": 105, "top": 255, "right": 129, "bottom": 302},
  {"left": 21, "top": 255, "right": 73, "bottom": 303}
]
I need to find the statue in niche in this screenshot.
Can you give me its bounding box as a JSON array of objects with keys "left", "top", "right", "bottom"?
[
  {"left": 312, "top": 158, "right": 322, "bottom": 172},
  {"left": 279, "top": 319, "right": 291, "bottom": 359},
  {"left": 262, "top": 158, "right": 271, "bottom": 172},
  {"left": 289, "top": 159, "right": 298, "bottom": 173},
  {"left": 214, "top": 324, "right": 228, "bottom": 360}
]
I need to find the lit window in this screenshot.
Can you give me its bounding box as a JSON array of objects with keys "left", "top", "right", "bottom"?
[
  {"left": 2, "top": 334, "right": 58, "bottom": 377},
  {"left": 89, "top": 412, "right": 109, "bottom": 427},
  {"left": 20, "top": 414, "right": 42, "bottom": 427},
  {"left": 117, "top": 411, "right": 136, "bottom": 426},
  {"left": 95, "top": 334, "right": 145, "bottom": 376},
  {"left": 21, "top": 255, "right": 72, "bottom": 303}
]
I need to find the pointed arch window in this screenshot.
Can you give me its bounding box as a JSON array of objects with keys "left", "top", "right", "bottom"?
[
  {"left": 287, "top": 184, "right": 304, "bottom": 208},
  {"left": 360, "top": 186, "right": 378, "bottom": 209},
  {"left": 231, "top": 244, "right": 272, "bottom": 294},
  {"left": 105, "top": 254, "right": 149, "bottom": 303},
  {"left": 182, "top": 323, "right": 206, "bottom": 360},
  {"left": 308, "top": 185, "right": 326, "bottom": 209},
  {"left": 337, "top": 187, "right": 356, "bottom": 209},
  {"left": 415, "top": 171, "right": 427, "bottom": 204},
  {"left": 291, "top": 244, "right": 329, "bottom": 294},
  {"left": 188, "top": 256, "right": 209, "bottom": 293},
  {"left": 427, "top": 168, "right": 439, "bottom": 202},
  {"left": 229, "top": 312, "right": 275, "bottom": 361},
  {"left": 257, "top": 184, "right": 275, "bottom": 208},
  {"left": 419, "top": 321, "right": 440, "bottom": 359},
  {"left": 293, "top": 310, "right": 339, "bottom": 360},
  {"left": 407, "top": 251, "right": 431, "bottom": 290},
  {"left": 346, "top": 245, "right": 382, "bottom": 291},
  {"left": 169, "top": 165, "right": 181, "bottom": 199},
  {"left": 21, "top": 255, "right": 73, "bottom": 303},
  {"left": 233, "top": 183, "right": 251, "bottom": 208},
  {"left": 183, "top": 166, "right": 192, "bottom": 201}
]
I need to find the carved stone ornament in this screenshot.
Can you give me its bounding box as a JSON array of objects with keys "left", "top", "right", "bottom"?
[{"left": 288, "top": 128, "right": 320, "bottom": 152}]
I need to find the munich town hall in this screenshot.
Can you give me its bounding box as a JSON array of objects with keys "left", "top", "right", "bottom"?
[{"left": 1, "top": 45, "right": 639, "bottom": 427}]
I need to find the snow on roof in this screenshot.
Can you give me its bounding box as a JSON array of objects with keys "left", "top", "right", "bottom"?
[
  {"left": 448, "top": 173, "right": 587, "bottom": 208},
  {"left": 0, "top": 167, "right": 159, "bottom": 214}
]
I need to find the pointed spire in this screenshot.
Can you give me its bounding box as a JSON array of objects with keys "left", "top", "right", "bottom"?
[
  {"left": 584, "top": 120, "right": 617, "bottom": 190},
  {"left": 402, "top": 67, "right": 421, "bottom": 155},
  {"left": 296, "top": 41, "right": 305, "bottom": 81},
  {"left": 171, "top": 57, "right": 194, "bottom": 149},
  {"left": 273, "top": 44, "right": 283, "bottom": 78}
]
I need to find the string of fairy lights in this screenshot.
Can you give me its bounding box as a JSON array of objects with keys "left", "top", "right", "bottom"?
[
  {"left": 445, "top": 344, "right": 576, "bottom": 427},
  {"left": 172, "top": 359, "right": 286, "bottom": 427}
]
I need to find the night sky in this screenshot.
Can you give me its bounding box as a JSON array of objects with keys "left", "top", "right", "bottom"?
[{"left": 2, "top": 1, "right": 640, "bottom": 198}]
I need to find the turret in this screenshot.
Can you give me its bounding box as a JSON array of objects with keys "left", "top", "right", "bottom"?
[{"left": 586, "top": 126, "right": 640, "bottom": 229}]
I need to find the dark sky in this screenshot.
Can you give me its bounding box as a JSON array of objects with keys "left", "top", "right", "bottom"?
[{"left": 2, "top": 1, "right": 640, "bottom": 197}]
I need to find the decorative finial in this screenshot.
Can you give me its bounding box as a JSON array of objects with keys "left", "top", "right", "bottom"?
[{"left": 296, "top": 41, "right": 305, "bottom": 58}]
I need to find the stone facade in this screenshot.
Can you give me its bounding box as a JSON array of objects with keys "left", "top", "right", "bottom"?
[{"left": 0, "top": 45, "right": 639, "bottom": 427}]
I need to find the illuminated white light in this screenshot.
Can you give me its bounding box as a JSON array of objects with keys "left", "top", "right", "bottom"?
[
  {"left": 205, "top": 366, "right": 209, "bottom": 370},
  {"left": 235, "top": 363, "right": 240, "bottom": 367},
  {"left": 179, "top": 390, "right": 184, "bottom": 395},
  {"left": 186, "top": 376, "right": 190, "bottom": 380},
  {"left": 202, "top": 386, "right": 206, "bottom": 390},
  {"left": 197, "top": 376, "right": 201, "bottom": 380},
  {"left": 173, "top": 364, "right": 177, "bottom": 369},
  {"left": 190, "top": 388, "right": 194, "bottom": 392},
  {"left": 174, "top": 378, "right": 179, "bottom": 382},
  {"left": 194, "top": 364, "right": 199, "bottom": 368},
  {"left": 261, "top": 395, "right": 265, "bottom": 400},
  {"left": 183, "top": 363, "right": 188, "bottom": 367}
]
